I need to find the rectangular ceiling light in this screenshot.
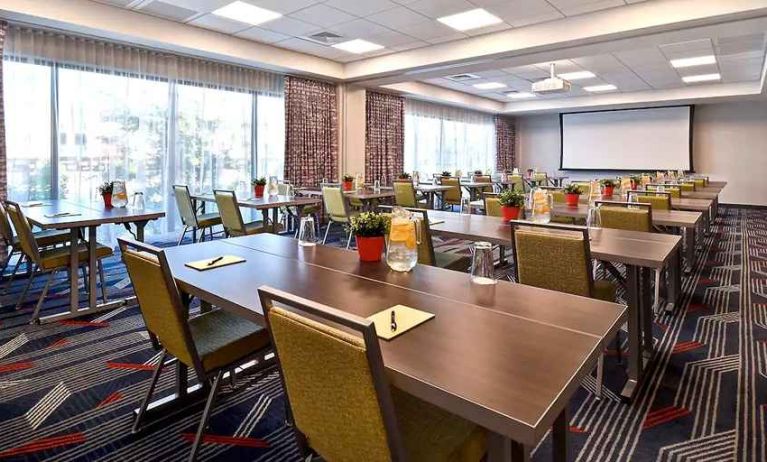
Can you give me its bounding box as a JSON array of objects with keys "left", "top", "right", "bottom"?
[
  {"left": 670, "top": 55, "right": 716, "bottom": 68},
  {"left": 558, "top": 71, "right": 596, "bottom": 80},
  {"left": 438, "top": 9, "right": 503, "bottom": 31},
  {"left": 682, "top": 73, "right": 721, "bottom": 83},
  {"left": 212, "top": 1, "right": 281, "bottom": 26},
  {"left": 584, "top": 84, "right": 617, "bottom": 92},
  {"left": 507, "top": 91, "right": 535, "bottom": 99},
  {"left": 473, "top": 82, "right": 506, "bottom": 90},
  {"left": 332, "top": 39, "right": 384, "bottom": 54}
]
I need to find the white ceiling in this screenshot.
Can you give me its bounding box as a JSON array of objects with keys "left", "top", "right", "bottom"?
[
  {"left": 95, "top": 0, "right": 649, "bottom": 63},
  {"left": 423, "top": 33, "right": 767, "bottom": 101}
]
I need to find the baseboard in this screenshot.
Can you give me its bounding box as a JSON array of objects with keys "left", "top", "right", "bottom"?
[{"left": 721, "top": 203, "right": 767, "bottom": 210}]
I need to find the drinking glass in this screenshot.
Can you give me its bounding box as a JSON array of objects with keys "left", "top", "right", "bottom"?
[
  {"left": 471, "top": 242, "right": 497, "bottom": 285},
  {"left": 297, "top": 216, "right": 316, "bottom": 247},
  {"left": 460, "top": 197, "right": 471, "bottom": 215},
  {"left": 586, "top": 205, "right": 602, "bottom": 240},
  {"left": 373, "top": 179, "right": 381, "bottom": 193},
  {"left": 132, "top": 192, "right": 145, "bottom": 211}
]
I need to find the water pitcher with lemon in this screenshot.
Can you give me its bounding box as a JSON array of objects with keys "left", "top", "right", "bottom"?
[{"left": 386, "top": 207, "right": 420, "bottom": 272}]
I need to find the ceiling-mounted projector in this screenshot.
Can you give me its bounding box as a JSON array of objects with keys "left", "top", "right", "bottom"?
[{"left": 532, "top": 63, "right": 572, "bottom": 94}]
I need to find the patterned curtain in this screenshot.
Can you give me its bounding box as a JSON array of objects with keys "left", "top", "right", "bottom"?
[
  {"left": 365, "top": 91, "right": 404, "bottom": 185},
  {"left": 495, "top": 115, "right": 516, "bottom": 172},
  {"left": 0, "top": 21, "right": 6, "bottom": 204},
  {"left": 284, "top": 76, "right": 338, "bottom": 187}
]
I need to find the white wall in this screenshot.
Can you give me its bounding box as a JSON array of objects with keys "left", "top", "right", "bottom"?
[{"left": 515, "top": 100, "right": 767, "bottom": 206}]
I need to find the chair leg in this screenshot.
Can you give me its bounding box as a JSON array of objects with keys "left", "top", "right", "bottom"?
[
  {"left": 98, "top": 261, "right": 108, "bottom": 304},
  {"left": 30, "top": 270, "right": 56, "bottom": 325},
  {"left": 189, "top": 370, "right": 224, "bottom": 462},
  {"left": 3, "top": 254, "right": 24, "bottom": 294},
  {"left": 595, "top": 354, "right": 604, "bottom": 400},
  {"left": 0, "top": 249, "right": 14, "bottom": 278},
  {"left": 15, "top": 263, "right": 37, "bottom": 310},
  {"left": 177, "top": 226, "right": 188, "bottom": 246},
  {"left": 133, "top": 349, "right": 167, "bottom": 434},
  {"left": 322, "top": 222, "right": 332, "bottom": 245},
  {"left": 653, "top": 269, "right": 663, "bottom": 314},
  {"left": 346, "top": 229, "right": 353, "bottom": 249}
]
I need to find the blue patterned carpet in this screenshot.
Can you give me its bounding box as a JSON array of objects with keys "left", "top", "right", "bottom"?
[{"left": 0, "top": 206, "right": 765, "bottom": 461}]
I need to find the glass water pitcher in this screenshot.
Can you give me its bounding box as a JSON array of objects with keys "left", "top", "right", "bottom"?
[
  {"left": 386, "top": 207, "right": 420, "bottom": 272},
  {"left": 530, "top": 187, "right": 552, "bottom": 223},
  {"left": 111, "top": 180, "right": 129, "bottom": 208}
]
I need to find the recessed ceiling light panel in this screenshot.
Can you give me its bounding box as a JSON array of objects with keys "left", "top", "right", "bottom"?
[
  {"left": 682, "top": 73, "right": 721, "bottom": 83},
  {"left": 558, "top": 71, "right": 596, "bottom": 80},
  {"left": 437, "top": 9, "right": 503, "bottom": 31},
  {"left": 507, "top": 91, "right": 535, "bottom": 99},
  {"left": 583, "top": 84, "right": 617, "bottom": 92},
  {"left": 332, "top": 39, "right": 384, "bottom": 54},
  {"left": 670, "top": 55, "right": 716, "bottom": 68},
  {"left": 212, "top": 1, "right": 281, "bottom": 26},
  {"left": 473, "top": 82, "right": 506, "bottom": 90}
]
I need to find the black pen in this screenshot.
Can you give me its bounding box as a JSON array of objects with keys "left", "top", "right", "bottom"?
[
  {"left": 207, "top": 256, "right": 224, "bottom": 266},
  {"left": 390, "top": 310, "right": 397, "bottom": 332}
]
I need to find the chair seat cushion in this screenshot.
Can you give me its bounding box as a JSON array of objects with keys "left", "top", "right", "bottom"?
[
  {"left": 244, "top": 221, "right": 267, "bottom": 235},
  {"left": 197, "top": 212, "right": 222, "bottom": 228},
  {"left": 39, "top": 243, "right": 114, "bottom": 270},
  {"left": 435, "top": 252, "right": 471, "bottom": 272},
  {"left": 14, "top": 229, "right": 71, "bottom": 248},
  {"left": 393, "top": 388, "right": 486, "bottom": 462},
  {"left": 594, "top": 279, "right": 617, "bottom": 302},
  {"left": 189, "top": 309, "right": 270, "bottom": 372}
]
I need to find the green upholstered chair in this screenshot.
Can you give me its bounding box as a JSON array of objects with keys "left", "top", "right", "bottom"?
[
  {"left": 258, "top": 286, "right": 486, "bottom": 462},
  {"left": 533, "top": 172, "right": 549, "bottom": 187},
  {"left": 693, "top": 178, "right": 706, "bottom": 189},
  {"left": 472, "top": 175, "right": 494, "bottom": 196},
  {"left": 6, "top": 201, "right": 112, "bottom": 324},
  {"left": 213, "top": 190, "right": 266, "bottom": 237},
  {"left": 119, "top": 238, "right": 272, "bottom": 461},
  {"left": 440, "top": 177, "right": 462, "bottom": 210},
  {"left": 0, "top": 201, "right": 70, "bottom": 293},
  {"left": 393, "top": 180, "right": 425, "bottom": 208},
  {"left": 173, "top": 185, "right": 222, "bottom": 245},
  {"left": 483, "top": 193, "right": 502, "bottom": 217},
  {"left": 321, "top": 185, "right": 356, "bottom": 248},
  {"left": 509, "top": 221, "right": 618, "bottom": 398},
  {"left": 628, "top": 190, "right": 672, "bottom": 210},
  {"left": 507, "top": 174, "right": 525, "bottom": 192},
  {"left": 679, "top": 182, "right": 696, "bottom": 192}
]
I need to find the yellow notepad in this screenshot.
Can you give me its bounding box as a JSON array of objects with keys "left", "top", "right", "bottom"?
[
  {"left": 367, "top": 305, "right": 435, "bottom": 340},
  {"left": 185, "top": 255, "right": 245, "bottom": 271}
]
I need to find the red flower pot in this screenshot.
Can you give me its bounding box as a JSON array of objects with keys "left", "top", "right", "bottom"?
[
  {"left": 601, "top": 185, "right": 615, "bottom": 197},
  {"left": 342, "top": 180, "right": 354, "bottom": 191},
  {"left": 565, "top": 193, "right": 580, "bottom": 207},
  {"left": 501, "top": 205, "right": 522, "bottom": 221},
  {"left": 356, "top": 236, "right": 385, "bottom": 262},
  {"left": 102, "top": 193, "right": 112, "bottom": 208},
  {"left": 254, "top": 184, "right": 265, "bottom": 198},
  {"left": 630, "top": 182, "right": 638, "bottom": 190}
]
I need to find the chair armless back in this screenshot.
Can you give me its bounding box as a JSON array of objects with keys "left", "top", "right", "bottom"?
[
  {"left": 321, "top": 185, "right": 350, "bottom": 223},
  {"left": 173, "top": 185, "right": 199, "bottom": 228},
  {"left": 595, "top": 201, "right": 652, "bottom": 233},
  {"left": 440, "top": 177, "right": 461, "bottom": 204},
  {"left": 393, "top": 181, "right": 417, "bottom": 208},
  {"left": 5, "top": 202, "right": 42, "bottom": 265},
  {"left": 0, "top": 202, "right": 16, "bottom": 246},
  {"left": 214, "top": 190, "right": 246, "bottom": 236}
]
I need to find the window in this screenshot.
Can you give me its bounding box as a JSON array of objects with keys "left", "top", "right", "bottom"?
[{"left": 404, "top": 101, "right": 496, "bottom": 175}]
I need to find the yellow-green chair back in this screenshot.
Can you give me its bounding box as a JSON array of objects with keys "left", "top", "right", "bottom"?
[
  {"left": 570, "top": 182, "right": 591, "bottom": 196},
  {"left": 628, "top": 191, "right": 671, "bottom": 210},
  {"left": 680, "top": 182, "right": 695, "bottom": 192},
  {"left": 260, "top": 287, "right": 405, "bottom": 462},
  {"left": 693, "top": 179, "right": 705, "bottom": 188},
  {"left": 533, "top": 173, "right": 548, "bottom": 187},
  {"left": 5, "top": 202, "right": 42, "bottom": 265},
  {"left": 173, "top": 185, "right": 199, "bottom": 228},
  {"left": 0, "top": 202, "right": 15, "bottom": 246},
  {"left": 321, "top": 185, "right": 351, "bottom": 223},
  {"left": 596, "top": 202, "right": 652, "bottom": 233},
  {"left": 511, "top": 222, "right": 594, "bottom": 298},
  {"left": 214, "top": 190, "right": 247, "bottom": 236},
  {"left": 473, "top": 175, "right": 493, "bottom": 194},
  {"left": 483, "top": 193, "right": 502, "bottom": 217},
  {"left": 507, "top": 175, "right": 525, "bottom": 192},
  {"left": 393, "top": 181, "right": 418, "bottom": 208},
  {"left": 440, "top": 177, "right": 461, "bottom": 205}
]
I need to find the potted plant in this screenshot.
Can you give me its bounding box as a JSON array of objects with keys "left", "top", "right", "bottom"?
[
  {"left": 397, "top": 172, "right": 411, "bottom": 181},
  {"left": 498, "top": 189, "right": 525, "bottom": 221},
  {"left": 349, "top": 212, "right": 389, "bottom": 262},
  {"left": 473, "top": 170, "right": 483, "bottom": 175},
  {"left": 441, "top": 171, "right": 452, "bottom": 177},
  {"left": 341, "top": 174, "right": 355, "bottom": 191},
  {"left": 563, "top": 184, "right": 582, "bottom": 206},
  {"left": 98, "top": 182, "right": 114, "bottom": 208},
  {"left": 252, "top": 177, "right": 267, "bottom": 197},
  {"left": 629, "top": 175, "right": 642, "bottom": 190},
  {"left": 600, "top": 178, "right": 617, "bottom": 197}
]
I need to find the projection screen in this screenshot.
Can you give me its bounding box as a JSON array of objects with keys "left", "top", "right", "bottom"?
[{"left": 560, "top": 106, "right": 693, "bottom": 171}]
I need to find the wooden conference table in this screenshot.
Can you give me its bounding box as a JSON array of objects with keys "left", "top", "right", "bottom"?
[
  {"left": 301, "top": 184, "right": 454, "bottom": 210},
  {"left": 426, "top": 210, "right": 682, "bottom": 401},
  {"left": 21, "top": 199, "right": 164, "bottom": 323},
  {"left": 160, "top": 234, "right": 626, "bottom": 461},
  {"left": 191, "top": 193, "right": 320, "bottom": 233}
]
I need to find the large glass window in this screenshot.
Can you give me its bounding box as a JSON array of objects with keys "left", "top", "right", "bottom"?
[
  {"left": 3, "top": 61, "right": 52, "bottom": 202},
  {"left": 256, "top": 94, "right": 285, "bottom": 179}
]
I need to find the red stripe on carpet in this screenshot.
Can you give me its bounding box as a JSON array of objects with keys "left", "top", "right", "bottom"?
[
  {"left": 48, "top": 338, "right": 69, "bottom": 348},
  {"left": 687, "top": 303, "right": 708, "bottom": 313},
  {"left": 180, "top": 433, "right": 269, "bottom": 448},
  {"left": 643, "top": 406, "right": 690, "bottom": 429},
  {"left": 96, "top": 391, "right": 123, "bottom": 408},
  {"left": 60, "top": 320, "right": 109, "bottom": 327},
  {"left": 106, "top": 362, "right": 155, "bottom": 371},
  {"left": 0, "top": 362, "right": 34, "bottom": 372},
  {"left": 672, "top": 341, "right": 704, "bottom": 354},
  {"left": 569, "top": 426, "right": 587, "bottom": 433},
  {"left": 0, "top": 432, "right": 86, "bottom": 457}
]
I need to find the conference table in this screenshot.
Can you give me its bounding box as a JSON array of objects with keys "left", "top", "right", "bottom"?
[
  {"left": 159, "top": 234, "right": 626, "bottom": 461},
  {"left": 191, "top": 193, "right": 320, "bottom": 233},
  {"left": 426, "top": 210, "right": 682, "bottom": 401},
  {"left": 20, "top": 199, "right": 164, "bottom": 323},
  {"left": 301, "top": 185, "right": 454, "bottom": 210}
]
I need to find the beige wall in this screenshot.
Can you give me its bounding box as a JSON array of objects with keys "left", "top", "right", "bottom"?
[
  {"left": 515, "top": 100, "right": 767, "bottom": 205},
  {"left": 338, "top": 85, "right": 367, "bottom": 179}
]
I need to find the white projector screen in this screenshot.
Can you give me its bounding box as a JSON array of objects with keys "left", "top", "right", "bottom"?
[{"left": 560, "top": 106, "right": 692, "bottom": 171}]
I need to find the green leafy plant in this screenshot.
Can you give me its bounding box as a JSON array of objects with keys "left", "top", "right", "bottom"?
[
  {"left": 563, "top": 184, "right": 582, "bottom": 195},
  {"left": 341, "top": 174, "right": 355, "bottom": 182},
  {"left": 473, "top": 170, "right": 483, "bottom": 175},
  {"left": 98, "top": 182, "right": 114, "bottom": 196},
  {"left": 251, "top": 177, "right": 267, "bottom": 186},
  {"left": 348, "top": 212, "right": 390, "bottom": 237},
  {"left": 397, "top": 172, "right": 411, "bottom": 180},
  {"left": 441, "top": 171, "right": 452, "bottom": 177},
  {"left": 498, "top": 189, "right": 525, "bottom": 208},
  {"left": 600, "top": 178, "right": 617, "bottom": 187},
  {"left": 630, "top": 175, "right": 642, "bottom": 183}
]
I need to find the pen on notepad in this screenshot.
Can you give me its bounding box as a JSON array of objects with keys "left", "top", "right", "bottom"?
[
  {"left": 390, "top": 310, "right": 397, "bottom": 332},
  {"left": 207, "top": 256, "right": 224, "bottom": 266}
]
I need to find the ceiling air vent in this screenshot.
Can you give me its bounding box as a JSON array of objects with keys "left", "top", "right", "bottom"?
[
  {"left": 303, "top": 31, "right": 345, "bottom": 46},
  {"left": 446, "top": 73, "right": 481, "bottom": 82}
]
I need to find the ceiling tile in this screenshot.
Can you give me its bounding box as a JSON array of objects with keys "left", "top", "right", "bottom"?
[
  {"left": 716, "top": 33, "right": 766, "bottom": 56},
  {"left": 329, "top": 19, "right": 393, "bottom": 40},
  {"left": 398, "top": 20, "right": 465, "bottom": 42},
  {"left": 392, "top": 40, "right": 431, "bottom": 51},
  {"left": 248, "top": 0, "right": 323, "bottom": 15},
  {"left": 323, "top": 0, "right": 399, "bottom": 17},
  {"left": 276, "top": 37, "right": 345, "bottom": 57},
  {"left": 289, "top": 4, "right": 357, "bottom": 28},
  {"left": 158, "top": 0, "right": 231, "bottom": 12},
  {"left": 407, "top": 0, "right": 476, "bottom": 19},
  {"left": 659, "top": 38, "right": 714, "bottom": 60},
  {"left": 188, "top": 14, "right": 252, "bottom": 34},
  {"left": 138, "top": 1, "right": 198, "bottom": 21},
  {"left": 235, "top": 26, "right": 291, "bottom": 43},
  {"left": 547, "top": 0, "right": 625, "bottom": 17},
  {"left": 464, "top": 22, "right": 512, "bottom": 36},
  {"left": 93, "top": 0, "right": 140, "bottom": 7},
  {"left": 366, "top": 29, "right": 420, "bottom": 47},
  {"left": 260, "top": 16, "right": 322, "bottom": 36},
  {"left": 367, "top": 6, "right": 430, "bottom": 29}
]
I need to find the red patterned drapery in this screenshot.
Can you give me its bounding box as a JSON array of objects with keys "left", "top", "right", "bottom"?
[
  {"left": 365, "top": 91, "right": 404, "bottom": 185},
  {"left": 283, "top": 76, "right": 338, "bottom": 188},
  {"left": 0, "top": 21, "right": 7, "bottom": 204},
  {"left": 495, "top": 115, "right": 516, "bottom": 172}
]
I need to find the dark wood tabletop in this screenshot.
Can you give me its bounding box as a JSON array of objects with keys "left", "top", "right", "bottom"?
[
  {"left": 21, "top": 200, "right": 165, "bottom": 229},
  {"left": 550, "top": 203, "right": 702, "bottom": 228},
  {"left": 192, "top": 194, "right": 320, "bottom": 209},
  {"left": 163, "top": 239, "right": 626, "bottom": 447}
]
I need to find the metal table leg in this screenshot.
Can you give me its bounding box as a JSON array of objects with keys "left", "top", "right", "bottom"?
[
  {"left": 641, "top": 267, "right": 654, "bottom": 355},
  {"left": 684, "top": 226, "right": 695, "bottom": 274},
  {"left": 68, "top": 227, "right": 80, "bottom": 313},
  {"left": 621, "top": 264, "right": 642, "bottom": 400},
  {"left": 665, "top": 249, "right": 681, "bottom": 313}
]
